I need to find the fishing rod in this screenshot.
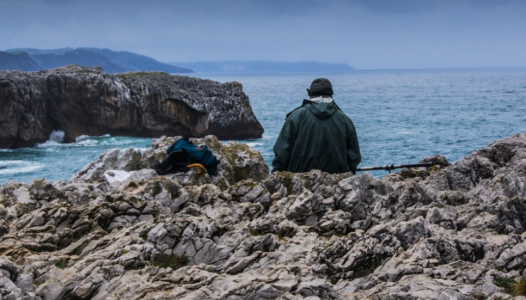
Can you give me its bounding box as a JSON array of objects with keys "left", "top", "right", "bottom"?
[{"left": 357, "top": 162, "right": 433, "bottom": 173}]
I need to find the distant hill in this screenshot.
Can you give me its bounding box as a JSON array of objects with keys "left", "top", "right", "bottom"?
[
  {"left": 31, "top": 49, "right": 132, "bottom": 73},
  {"left": 0, "top": 51, "right": 39, "bottom": 71},
  {"left": 79, "top": 48, "right": 191, "bottom": 74},
  {"left": 169, "top": 60, "right": 354, "bottom": 73},
  {"left": 2, "top": 48, "right": 192, "bottom": 73},
  {"left": 9, "top": 48, "right": 75, "bottom": 56}
]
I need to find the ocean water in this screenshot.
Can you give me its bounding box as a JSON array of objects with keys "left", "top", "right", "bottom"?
[{"left": 1, "top": 68, "right": 526, "bottom": 185}]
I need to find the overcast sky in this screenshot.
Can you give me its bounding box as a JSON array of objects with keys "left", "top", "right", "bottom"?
[{"left": 1, "top": 0, "right": 525, "bottom": 69}]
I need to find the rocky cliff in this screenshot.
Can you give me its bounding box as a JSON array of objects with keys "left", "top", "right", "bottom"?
[
  {"left": 0, "top": 65, "right": 263, "bottom": 148},
  {"left": 1, "top": 133, "right": 526, "bottom": 299}
]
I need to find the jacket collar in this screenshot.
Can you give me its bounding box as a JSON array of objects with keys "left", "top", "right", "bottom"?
[{"left": 308, "top": 96, "right": 334, "bottom": 103}]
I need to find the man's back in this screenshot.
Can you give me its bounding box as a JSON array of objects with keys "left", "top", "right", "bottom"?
[{"left": 272, "top": 99, "right": 361, "bottom": 174}]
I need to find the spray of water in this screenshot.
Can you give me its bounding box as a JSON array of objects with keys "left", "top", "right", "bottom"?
[
  {"left": 36, "top": 130, "right": 65, "bottom": 147},
  {"left": 49, "top": 130, "right": 65, "bottom": 143}
]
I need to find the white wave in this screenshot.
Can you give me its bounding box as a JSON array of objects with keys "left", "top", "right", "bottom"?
[
  {"left": 75, "top": 135, "right": 92, "bottom": 142},
  {"left": 0, "top": 160, "right": 24, "bottom": 167},
  {"left": 36, "top": 130, "right": 66, "bottom": 147},
  {"left": 76, "top": 136, "right": 114, "bottom": 146},
  {"left": 74, "top": 134, "right": 140, "bottom": 147},
  {"left": 246, "top": 142, "right": 263, "bottom": 147},
  {"left": 97, "top": 138, "right": 136, "bottom": 146},
  {"left": 76, "top": 133, "right": 111, "bottom": 140},
  {"left": 76, "top": 139, "right": 98, "bottom": 146},
  {"left": 0, "top": 160, "right": 44, "bottom": 175},
  {"left": 37, "top": 140, "right": 63, "bottom": 148}
]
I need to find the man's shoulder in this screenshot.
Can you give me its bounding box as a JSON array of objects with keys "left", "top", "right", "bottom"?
[
  {"left": 286, "top": 99, "right": 318, "bottom": 118},
  {"left": 285, "top": 105, "right": 308, "bottom": 119},
  {"left": 330, "top": 108, "right": 356, "bottom": 125}
]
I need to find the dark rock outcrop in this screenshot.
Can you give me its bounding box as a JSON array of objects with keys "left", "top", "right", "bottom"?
[
  {"left": 0, "top": 65, "right": 264, "bottom": 148},
  {"left": 1, "top": 133, "right": 526, "bottom": 299}
]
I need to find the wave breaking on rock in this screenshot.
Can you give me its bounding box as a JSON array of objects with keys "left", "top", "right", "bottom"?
[{"left": 1, "top": 133, "right": 526, "bottom": 299}]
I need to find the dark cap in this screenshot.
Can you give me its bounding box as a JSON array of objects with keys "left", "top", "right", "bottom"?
[{"left": 307, "top": 78, "right": 333, "bottom": 97}]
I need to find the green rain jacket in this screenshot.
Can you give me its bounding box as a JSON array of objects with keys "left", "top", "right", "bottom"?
[{"left": 272, "top": 99, "right": 361, "bottom": 174}]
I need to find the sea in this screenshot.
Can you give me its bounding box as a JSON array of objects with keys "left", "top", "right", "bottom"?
[{"left": 1, "top": 68, "right": 526, "bottom": 185}]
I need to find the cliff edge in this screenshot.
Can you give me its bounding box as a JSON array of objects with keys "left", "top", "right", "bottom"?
[{"left": 0, "top": 65, "right": 263, "bottom": 148}]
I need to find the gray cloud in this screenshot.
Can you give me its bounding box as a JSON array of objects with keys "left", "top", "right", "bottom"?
[
  {"left": 350, "top": 0, "right": 524, "bottom": 14},
  {"left": 351, "top": 0, "right": 437, "bottom": 14},
  {"left": 1, "top": 0, "right": 525, "bottom": 69}
]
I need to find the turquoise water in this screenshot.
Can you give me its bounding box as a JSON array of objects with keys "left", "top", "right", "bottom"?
[{"left": 1, "top": 68, "right": 526, "bottom": 185}]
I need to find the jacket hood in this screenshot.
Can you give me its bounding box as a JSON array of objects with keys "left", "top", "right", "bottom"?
[{"left": 302, "top": 99, "right": 340, "bottom": 119}]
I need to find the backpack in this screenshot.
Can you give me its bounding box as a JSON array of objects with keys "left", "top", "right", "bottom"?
[
  {"left": 151, "top": 149, "right": 191, "bottom": 175},
  {"left": 166, "top": 138, "right": 219, "bottom": 175}
]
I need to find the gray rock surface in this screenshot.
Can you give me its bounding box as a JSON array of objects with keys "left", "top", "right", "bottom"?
[
  {"left": 0, "top": 65, "right": 263, "bottom": 148},
  {"left": 2, "top": 133, "right": 526, "bottom": 299}
]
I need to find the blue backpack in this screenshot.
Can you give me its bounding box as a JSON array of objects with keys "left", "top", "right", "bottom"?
[{"left": 166, "top": 138, "right": 219, "bottom": 175}]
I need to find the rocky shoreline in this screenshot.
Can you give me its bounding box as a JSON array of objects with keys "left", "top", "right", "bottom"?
[
  {"left": 0, "top": 65, "right": 263, "bottom": 148},
  {"left": 1, "top": 133, "right": 526, "bottom": 299}
]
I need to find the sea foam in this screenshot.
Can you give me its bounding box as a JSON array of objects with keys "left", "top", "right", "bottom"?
[
  {"left": 37, "top": 130, "right": 65, "bottom": 147},
  {"left": 0, "top": 160, "right": 44, "bottom": 175}
]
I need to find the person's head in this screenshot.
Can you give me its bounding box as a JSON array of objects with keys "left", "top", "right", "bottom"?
[{"left": 307, "top": 78, "right": 333, "bottom": 98}]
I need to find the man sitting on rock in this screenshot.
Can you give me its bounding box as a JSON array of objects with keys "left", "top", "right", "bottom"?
[{"left": 272, "top": 78, "right": 361, "bottom": 174}]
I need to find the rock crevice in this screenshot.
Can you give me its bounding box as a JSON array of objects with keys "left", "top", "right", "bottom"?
[{"left": 1, "top": 133, "right": 526, "bottom": 299}]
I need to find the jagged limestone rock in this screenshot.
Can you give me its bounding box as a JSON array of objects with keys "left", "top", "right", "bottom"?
[
  {"left": 73, "top": 135, "right": 269, "bottom": 189},
  {"left": 1, "top": 133, "right": 526, "bottom": 299}
]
